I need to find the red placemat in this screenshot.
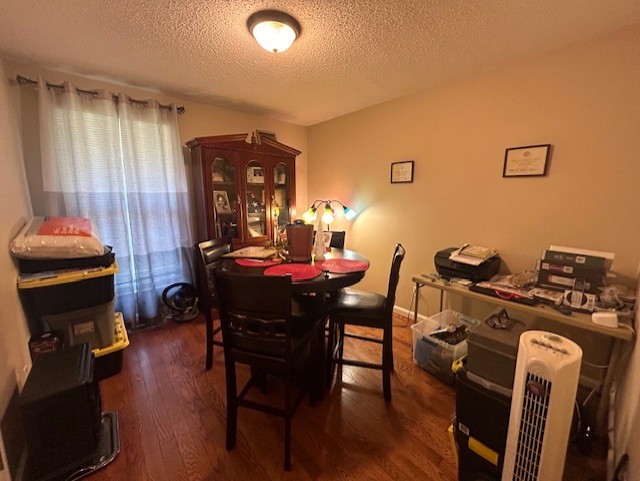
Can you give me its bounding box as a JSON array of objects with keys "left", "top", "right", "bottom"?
[
  {"left": 315, "top": 259, "right": 370, "bottom": 273},
  {"left": 235, "top": 258, "right": 281, "bottom": 267},
  {"left": 263, "top": 264, "right": 322, "bottom": 281}
]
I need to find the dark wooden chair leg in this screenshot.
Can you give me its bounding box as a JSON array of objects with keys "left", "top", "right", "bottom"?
[
  {"left": 311, "top": 324, "right": 325, "bottom": 403},
  {"left": 205, "top": 311, "right": 214, "bottom": 370},
  {"left": 225, "top": 360, "right": 238, "bottom": 449},
  {"left": 284, "top": 371, "right": 292, "bottom": 471},
  {"left": 382, "top": 327, "right": 392, "bottom": 402},
  {"left": 337, "top": 323, "right": 345, "bottom": 383},
  {"left": 326, "top": 319, "right": 335, "bottom": 388},
  {"left": 317, "top": 323, "right": 325, "bottom": 399},
  {"left": 389, "top": 325, "right": 395, "bottom": 373}
]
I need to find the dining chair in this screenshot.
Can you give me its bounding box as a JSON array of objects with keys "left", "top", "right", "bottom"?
[
  {"left": 313, "top": 230, "right": 346, "bottom": 249},
  {"left": 194, "top": 237, "right": 233, "bottom": 370},
  {"left": 327, "top": 243, "right": 406, "bottom": 401},
  {"left": 212, "top": 269, "right": 324, "bottom": 470}
]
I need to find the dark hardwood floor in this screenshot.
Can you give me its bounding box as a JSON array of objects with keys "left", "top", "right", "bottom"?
[{"left": 92, "top": 313, "right": 605, "bottom": 481}]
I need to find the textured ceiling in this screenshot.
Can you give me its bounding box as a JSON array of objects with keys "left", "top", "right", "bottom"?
[{"left": 1, "top": 1, "right": 639, "bottom": 126}]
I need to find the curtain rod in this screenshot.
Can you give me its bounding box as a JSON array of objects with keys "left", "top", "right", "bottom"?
[{"left": 16, "top": 75, "right": 185, "bottom": 114}]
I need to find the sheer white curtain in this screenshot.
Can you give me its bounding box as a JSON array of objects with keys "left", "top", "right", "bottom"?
[{"left": 38, "top": 78, "right": 193, "bottom": 328}]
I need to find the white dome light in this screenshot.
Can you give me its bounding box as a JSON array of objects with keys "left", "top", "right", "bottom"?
[{"left": 247, "top": 10, "right": 301, "bottom": 54}]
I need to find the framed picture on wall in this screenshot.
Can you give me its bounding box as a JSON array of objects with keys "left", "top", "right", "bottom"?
[
  {"left": 391, "top": 160, "right": 414, "bottom": 183},
  {"left": 503, "top": 144, "right": 551, "bottom": 177}
]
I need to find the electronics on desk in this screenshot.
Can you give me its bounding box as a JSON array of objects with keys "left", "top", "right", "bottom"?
[
  {"left": 561, "top": 278, "right": 596, "bottom": 312},
  {"left": 537, "top": 265, "right": 603, "bottom": 294},
  {"left": 563, "top": 290, "right": 596, "bottom": 312},
  {"left": 536, "top": 245, "right": 613, "bottom": 294},
  {"left": 434, "top": 247, "right": 501, "bottom": 283},
  {"left": 591, "top": 311, "right": 618, "bottom": 328},
  {"left": 528, "top": 287, "right": 564, "bottom": 304}
]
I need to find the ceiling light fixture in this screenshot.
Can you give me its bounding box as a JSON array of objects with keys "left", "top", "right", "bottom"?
[{"left": 247, "top": 10, "right": 301, "bottom": 54}]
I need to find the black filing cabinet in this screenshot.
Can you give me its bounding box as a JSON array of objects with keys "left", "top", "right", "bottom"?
[
  {"left": 455, "top": 371, "right": 511, "bottom": 481},
  {"left": 19, "top": 343, "right": 102, "bottom": 478}
]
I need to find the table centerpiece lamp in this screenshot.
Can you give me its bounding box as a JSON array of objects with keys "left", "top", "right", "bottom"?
[{"left": 301, "top": 199, "right": 357, "bottom": 258}]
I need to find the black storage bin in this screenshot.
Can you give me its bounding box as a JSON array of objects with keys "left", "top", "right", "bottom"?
[
  {"left": 17, "top": 263, "right": 117, "bottom": 336},
  {"left": 455, "top": 371, "right": 511, "bottom": 481},
  {"left": 19, "top": 344, "right": 102, "bottom": 479},
  {"left": 43, "top": 301, "right": 116, "bottom": 350},
  {"left": 92, "top": 313, "right": 129, "bottom": 381},
  {"left": 466, "top": 308, "right": 531, "bottom": 391},
  {"left": 18, "top": 245, "right": 115, "bottom": 273}
]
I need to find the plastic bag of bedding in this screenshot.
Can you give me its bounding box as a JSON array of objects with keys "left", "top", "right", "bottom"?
[{"left": 10, "top": 216, "right": 104, "bottom": 259}]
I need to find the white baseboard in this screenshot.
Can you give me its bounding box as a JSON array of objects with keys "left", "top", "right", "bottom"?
[{"left": 393, "top": 305, "right": 429, "bottom": 324}]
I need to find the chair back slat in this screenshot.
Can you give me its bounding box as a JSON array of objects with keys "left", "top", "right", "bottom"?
[
  {"left": 385, "top": 244, "right": 406, "bottom": 318},
  {"left": 328, "top": 231, "right": 346, "bottom": 249},
  {"left": 194, "top": 237, "right": 232, "bottom": 312},
  {"left": 213, "top": 270, "right": 293, "bottom": 358},
  {"left": 313, "top": 230, "right": 346, "bottom": 249}
]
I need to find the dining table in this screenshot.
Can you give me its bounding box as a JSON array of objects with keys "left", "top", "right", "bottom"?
[
  {"left": 219, "top": 247, "right": 370, "bottom": 397},
  {"left": 220, "top": 247, "right": 369, "bottom": 293}
]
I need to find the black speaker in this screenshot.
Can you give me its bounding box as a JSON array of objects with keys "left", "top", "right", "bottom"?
[
  {"left": 455, "top": 372, "right": 511, "bottom": 481},
  {"left": 19, "top": 343, "right": 102, "bottom": 478}
]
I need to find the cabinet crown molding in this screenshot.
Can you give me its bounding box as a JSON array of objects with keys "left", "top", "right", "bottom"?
[{"left": 186, "top": 132, "right": 301, "bottom": 158}]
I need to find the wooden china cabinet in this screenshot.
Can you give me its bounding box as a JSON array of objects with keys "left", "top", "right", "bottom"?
[{"left": 186, "top": 132, "right": 300, "bottom": 247}]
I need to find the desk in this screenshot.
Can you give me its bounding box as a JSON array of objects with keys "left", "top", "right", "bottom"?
[{"left": 412, "top": 274, "right": 635, "bottom": 431}]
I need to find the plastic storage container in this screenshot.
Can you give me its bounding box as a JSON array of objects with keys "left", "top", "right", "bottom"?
[
  {"left": 17, "top": 262, "right": 118, "bottom": 336},
  {"left": 466, "top": 307, "right": 531, "bottom": 390},
  {"left": 18, "top": 245, "right": 115, "bottom": 273},
  {"left": 411, "top": 309, "right": 479, "bottom": 383},
  {"left": 93, "top": 313, "right": 129, "bottom": 381},
  {"left": 43, "top": 301, "right": 115, "bottom": 350}
]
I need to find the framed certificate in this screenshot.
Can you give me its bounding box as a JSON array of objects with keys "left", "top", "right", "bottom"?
[
  {"left": 391, "top": 160, "right": 414, "bottom": 183},
  {"left": 503, "top": 144, "right": 551, "bottom": 177}
]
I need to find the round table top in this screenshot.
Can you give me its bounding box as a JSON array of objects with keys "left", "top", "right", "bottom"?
[{"left": 220, "top": 248, "right": 368, "bottom": 293}]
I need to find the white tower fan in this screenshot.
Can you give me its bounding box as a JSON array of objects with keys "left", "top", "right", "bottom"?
[{"left": 501, "top": 331, "right": 582, "bottom": 481}]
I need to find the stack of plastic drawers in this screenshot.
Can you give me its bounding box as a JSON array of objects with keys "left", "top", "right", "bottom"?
[
  {"left": 454, "top": 308, "right": 532, "bottom": 480},
  {"left": 18, "top": 254, "right": 129, "bottom": 380}
]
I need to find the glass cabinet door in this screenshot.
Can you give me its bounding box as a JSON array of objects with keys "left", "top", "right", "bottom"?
[
  {"left": 211, "top": 156, "right": 240, "bottom": 240},
  {"left": 273, "top": 162, "right": 292, "bottom": 236},
  {"left": 245, "top": 159, "right": 267, "bottom": 239}
]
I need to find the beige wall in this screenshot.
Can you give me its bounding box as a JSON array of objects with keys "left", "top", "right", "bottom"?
[
  {"left": 0, "top": 60, "right": 33, "bottom": 480},
  {"left": 308, "top": 24, "right": 640, "bottom": 315},
  {"left": 308, "top": 24, "right": 640, "bottom": 476}
]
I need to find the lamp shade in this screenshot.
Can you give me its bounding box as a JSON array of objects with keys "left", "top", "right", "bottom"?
[
  {"left": 301, "top": 206, "right": 317, "bottom": 223},
  {"left": 302, "top": 199, "right": 357, "bottom": 225},
  {"left": 321, "top": 203, "right": 335, "bottom": 224},
  {"left": 343, "top": 205, "right": 357, "bottom": 221},
  {"left": 247, "top": 10, "right": 301, "bottom": 53}
]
